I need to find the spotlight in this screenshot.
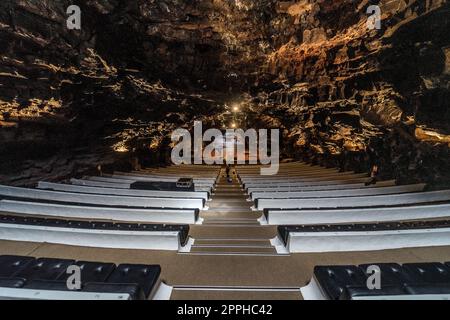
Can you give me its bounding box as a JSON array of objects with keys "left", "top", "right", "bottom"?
[
  {"left": 231, "top": 123, "right": 237, "bottom": 128},
  {"left": 232, "top": 104, "right": 240, "bottom": 112}
]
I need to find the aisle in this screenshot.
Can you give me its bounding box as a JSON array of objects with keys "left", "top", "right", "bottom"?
[
  {"left": 190, "top": 169, "right": 278, "bottom": 255},
  {"left": 171, "top": 169, "right": 300, "bottom": 300}
]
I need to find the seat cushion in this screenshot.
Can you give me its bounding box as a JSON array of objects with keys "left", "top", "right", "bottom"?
[
  {"left": 402, "top": 263, "right": 450, "bottom": 284},
  {"left": 314, "top": 265, "right": 366, "bottom": 300},
  {"left": 16, "top": 258, "right": 75, "bottom": 281},
  {"left": 0, "top": 255, "right": 35, "bottom": 277},
  {"left": 57, "top": 261, "right": 116, "bottom": 283},
  {"left": 106, "top": 264, "right": 161, "bottom": 298}
]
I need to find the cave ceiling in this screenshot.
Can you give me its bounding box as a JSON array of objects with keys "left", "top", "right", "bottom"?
[{"left": 0, "top": 0, "right": 449, "bottom": 185}]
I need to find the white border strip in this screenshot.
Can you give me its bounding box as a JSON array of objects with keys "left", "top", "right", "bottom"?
[
  {"left": 0, "top": 200, "right": 199, "bottom": 225},
  {"left": 0, "top": 185, "right": 204, "bottom": 209},
  {"left": 0, "top": 223, "right": 187, "bottom": 251},
  {"left": 287, "top": 227, "right": 450, "bottom": 253},
  {"left": 266, "top": 203, "right": 450, "bottom": 225}
]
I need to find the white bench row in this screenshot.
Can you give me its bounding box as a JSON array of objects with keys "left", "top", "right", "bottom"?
[
  {"left": 75, "top": 177, "right": 213, "bottom": 193},
  {"left": 274, "top": 222, "right": 450, "bottom": 253},
  {"left": 0, "top": 185, "right": 206, "bottom": 210},
  {"left": 253, "top": 190, "right": 450, "bottom": 210},
  {"left": 112, "top": 172, "right": 217, "bottom": 184},
  {"left": 0, "top": 199, "right": 200, "bottom": 224},
  {"left": 262, "top": 203, "right": 450, "bottom": 225},
  {"left": 71, "top": 178, "right": 213, "bottom": 193},
  {"left": 0, "top": 220, "right": 192, "bottom": 251},
  {"left": 38, "top": 181, "right": 209, "bottom": 201},
  {"left": 250, "top": 183, "right": 426, "bottom": 201},
  {"left": 238, "top": 170, "right": 355, "bottom": 179},
  {"left": 244, "top": 177, "right": 372, "bottom": 189},
  {"left": 240, "top": 173, "right": 368, "bottom": 184},
  {"left": 247, "top": 180, "right": 396, "bottom": 193}
]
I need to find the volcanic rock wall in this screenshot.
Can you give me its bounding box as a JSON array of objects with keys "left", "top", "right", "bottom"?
[
  {"left": 248, "top": 0, "right": 450, "bottom": 185},
  {"left": 0, "top": 0, "right": 448, "bottom": 185},
  {"left": 0, "top": 0, "right": 227, "bottom": 185}
]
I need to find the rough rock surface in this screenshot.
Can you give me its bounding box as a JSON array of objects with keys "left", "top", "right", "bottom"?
[
  {"left": 0, "top": 0, "right": 449, "bottom": 186},
  {"left": 248, "top": 0, "right": 450, "bottom": 185}
]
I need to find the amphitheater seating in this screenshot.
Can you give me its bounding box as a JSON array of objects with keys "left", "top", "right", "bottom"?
[
  {"left": 2, "top": 161, "right": 450, "bottom": 300},
  {"left": 277, "top": 220, "right": 450, "bottom": 253},
  {"left": 263, "top": 203, "right": 450, "bottom": 225},
  {"left": 0, "top": 185, "right": 205, "bottom": 209},
  {"left": 250, "top": 183, "right": 426, "bottom": 200},
  {"left": 37, "top": 181, "right": 209, "bottom": 201},
  {"left": 0, "top": 255, "right": 165, "bottom": 300},
  {"left": 0, "top": 199, "right": 200, "bottom": 224},
  {"left": 254, "top": 190, "right": 450, "bottom": 210},
  {"left": 0, "top": 214, "right": 190, "bottom": 250},
  {"left": 247, "top": 179, "right": 397, "bottom": 193},
  {"left": 302, "top": 262, "right": 450, "bottom": 300},
  {"left": 70, "top": 177, "right": 213, "bottom": 193}
]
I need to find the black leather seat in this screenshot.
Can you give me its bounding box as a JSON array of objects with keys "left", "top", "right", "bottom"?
[
  {"left": 24, "top": 280, "right": 71, "bottom": 291},
  {"left": 402, "top": 263, "right": 450, "bottom": 284},
  {"left": 107, "top": 264, "right": 161, "bottom": 298},
  {"left": 0, "top": 214, "right": 190, "bottom": 246},
  {"left": 314, "top": 265, "right": 367, "bottom": 300},
  {"left": 57, "top": 261, "right": 116, "bottom": 283},
  {"left": 358, "top": 263, "right": 413, "bottom": 287},
  {"left": 405, "top": 283, "right": 450, "bottom": 295},
  {"left": 0, "top": 255, "right": 35, "bottom": 277},
  {"left": 0, "top": 277, "right": 26, "bottom": 288},
  {"left": 313, "top": 262, "right": 450, "bottom": 300},
  {"left": 15, "top": 258, "right": 75, "bottom": 281},
  {"left": 0, "top": 255, "right": 163, "bottom": 300}
]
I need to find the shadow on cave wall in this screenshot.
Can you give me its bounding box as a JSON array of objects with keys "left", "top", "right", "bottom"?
[{"left": 379, "top": 2, "right": 450, "bottom": 132}]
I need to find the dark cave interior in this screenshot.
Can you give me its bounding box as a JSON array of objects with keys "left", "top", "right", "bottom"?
[{"left": 0, "top": 0, "right": 449, "bottom": 186}]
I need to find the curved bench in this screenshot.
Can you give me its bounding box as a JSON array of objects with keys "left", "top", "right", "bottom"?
[
  {"left": 0, "top": 200, "right": 200, "bottom": 224},
  {"left": 263, "top": 203, "right": 450, "bottom": 225},
  {"left": 38, "top": 181, "right": 209, "bottom": 201},
  {"left": 301, "top": 262, "right": 450, "bottom": 300},
  {"left": 71, "top": 178, "right": 213, "bottom": 193},
  {"left": 251, "top": 184, "right": 425, "bottom": 201},
  {"left": 276, "top": 220, "right": 450, "bottom": 253},
  {"left": 0, "top": 215, "right": 191, "bottom": 251},
  {"left": 255, "top": 189, "right": 450, "bottom": 210},
  {"left": 0, "top": 185, "right": 205, "bottom": 209},
  {"left": 0, "top": 255, "right": 169, "bottom": 300},
  {"left": 247, "top": 180, "right": 396, "bottom": 194},
  {"left": 243, "top": 177, "right": 372, "bottom": 189}
]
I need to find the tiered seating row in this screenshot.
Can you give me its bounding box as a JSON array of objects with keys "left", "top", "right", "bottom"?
[
  {"left": 0, "top": 185, "right": 205, "bottom": 210},
  {"left": 38, "top": 181, "right": 209, "bottom": 201},
  {"left": 235, "top": 162, "right": 450, "bottom": 253},
  {"left": 0, "top": 255, "right": 167, "bottom": 300},
  {"left": 302, "top": 262, "right": 450, "bottom": 300},
  {"left": 0, "top": 215, "right": 190, "bottom": 251},
  {"left": 0, "top": 165, "right": 224, "bottom": 251},
  {"left": 276, "top": 220, "right": 450, "bottom": 253},
  {"left": 0, "top": 200, "right": 199, "bottom": 224},
  {"left": 255, "top": 190, "right": 450, "bottom": 210}
]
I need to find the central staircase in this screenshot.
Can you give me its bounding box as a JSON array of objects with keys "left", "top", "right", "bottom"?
[{"left": 188, "top": 169, "right": 280, "bottom": 256}]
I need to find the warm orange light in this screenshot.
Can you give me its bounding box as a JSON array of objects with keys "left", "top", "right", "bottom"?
[
  {"left": 231, "top": 123, "right": 237, "bottom": 128},
  {"left": 113, "top": 142, "right": 129, "bottom": 153}
]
